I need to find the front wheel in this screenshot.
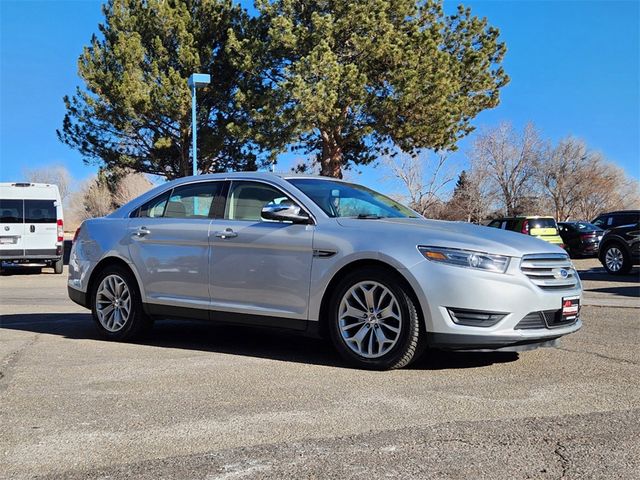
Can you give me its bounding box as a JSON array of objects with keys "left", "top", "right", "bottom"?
[
  {"left": 602, "top": 243, "right": 632, "bottom": 275},
  {"left": 328, "top": 268, "right": 424, "bottom": 370},
  {"left": 91, "top": 265, "right": 152, "bottom": 340}
]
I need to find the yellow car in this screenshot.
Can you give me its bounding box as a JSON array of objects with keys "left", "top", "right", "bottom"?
[{"left": 487, "top": 216, "right": 565, "bottom": 248}]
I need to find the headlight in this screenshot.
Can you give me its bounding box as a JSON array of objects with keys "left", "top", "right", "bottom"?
[{"left": 418, "top": 246, "right": 510, "bottom": 273}]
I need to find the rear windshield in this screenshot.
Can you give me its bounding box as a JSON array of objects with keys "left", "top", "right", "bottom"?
[
  {"left": 528, "top": 218, "right": 557, "bottom": 229},
  {"left": 0, "top": 199, "right": 23, "bottom": 223},
  {"left": 24, "top": 200, "right": 57, "bottom": 223},
  {"left": 574, "top": 222, "right": 601, "bottom": 231}
]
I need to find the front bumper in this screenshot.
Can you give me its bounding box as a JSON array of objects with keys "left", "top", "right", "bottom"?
[{"left": 404, "top": 255, "right": 583, "bottom": 351}]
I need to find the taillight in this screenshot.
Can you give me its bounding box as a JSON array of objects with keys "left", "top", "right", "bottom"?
[
  {"left": 521, "top": 220, "right": 529, "bottom": 234},
  {"left": 57, "top": 219, "right": 64, "bottom": 242},
  {"left": 580, "top": 233, "right": 595, "bottom": 239},
  {"left": 73, "top": 224, "right": 82, "bottom": 243}
]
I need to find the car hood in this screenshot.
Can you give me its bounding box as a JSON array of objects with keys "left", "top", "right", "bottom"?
[{"left": 335, "top": 217, "right": 566, "bottom": 257}]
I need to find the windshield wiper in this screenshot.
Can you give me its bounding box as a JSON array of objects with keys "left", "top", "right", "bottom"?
[{"left": 355, "top": 214, "right": 383, "bottom": 219}]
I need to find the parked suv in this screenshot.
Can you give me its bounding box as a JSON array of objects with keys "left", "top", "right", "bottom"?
[
  {"left": 0, "top": 182, "right": 64, "bottom": 273},
  {"left": 68, "top": 173, "right": 581, "bottom": 370},
  {"left": 487, "top": 216, "right": 564, "bottom": 248},
  {"left": 598, "top": 222, "right": 640, "bottom": 275},
  {"left": 591, "top": 210, "right": 640, "bottom": 231}
]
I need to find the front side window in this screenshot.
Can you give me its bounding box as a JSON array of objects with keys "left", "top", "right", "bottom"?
[
  {"left": 0, "top": 199, "right": 23, "bottom": 223},
  {"left": 24, "top": 200, "right": 56, "bottom": 223},
  {"left": 225, "top": 181, "right": 294, "bottom": 221},
  {"left": 287, "top": 178, "right": 417, "bottom": 219}
]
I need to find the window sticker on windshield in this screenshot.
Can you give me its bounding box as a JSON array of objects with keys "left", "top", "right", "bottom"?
[{"left": 607, "top": 217, "right": 613, "bottom": 226}]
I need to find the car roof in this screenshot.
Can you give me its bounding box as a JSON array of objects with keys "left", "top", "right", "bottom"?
[{"left": 596, "top": 210, "right": 640, "bottom": 215}]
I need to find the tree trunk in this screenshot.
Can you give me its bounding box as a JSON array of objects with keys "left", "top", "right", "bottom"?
[{"left": 319, "top": 129, "right": 343, "bottom": 178}]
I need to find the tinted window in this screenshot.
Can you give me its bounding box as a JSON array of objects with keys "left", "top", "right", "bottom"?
[
  {"left": 225, "top": 181, "right": 293, "bottom": 221},
  {"left": 613, "top": 213, "right": 640, "bottom": 227},
  {"left": 165, "top": 182, "right": 221, "bottom": 219},
  {"left": 24, "top": 200, "right": 56, "bottom": 223},
  {"left": 0, "top": 199, "right": 23, "bottom": 223},
  {"left": 137, "top": 191, "right": 170, "bottom": 218}
]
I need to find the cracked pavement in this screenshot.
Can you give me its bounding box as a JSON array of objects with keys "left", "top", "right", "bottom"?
[{"left": 0, "top": 258, "right": 638, "bottom": 479}]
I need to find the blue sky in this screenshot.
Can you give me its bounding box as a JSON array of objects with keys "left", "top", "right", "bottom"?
[{"left": 1, "top": 0, "right": 638, "bottom": 193}]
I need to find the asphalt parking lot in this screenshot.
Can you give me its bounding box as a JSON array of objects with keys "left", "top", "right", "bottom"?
[{"left": 1, "top": 258, "right": 638, "bottom": 479}]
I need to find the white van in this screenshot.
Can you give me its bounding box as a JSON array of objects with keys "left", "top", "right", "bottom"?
[{"left": 0, "top": 182, "right": 64, "bottom": 273}]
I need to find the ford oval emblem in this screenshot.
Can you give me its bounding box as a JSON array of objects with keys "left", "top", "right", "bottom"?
[{"left": 559, "top": 268, "right": 569, "bottom": 279}]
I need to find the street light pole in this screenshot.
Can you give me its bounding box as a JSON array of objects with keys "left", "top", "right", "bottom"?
[{"left": 187, "top": 73, "right": 211, "bottom": 176}]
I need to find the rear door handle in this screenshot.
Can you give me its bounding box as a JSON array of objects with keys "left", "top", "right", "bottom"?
[
  {"left": 135, "top": 227, "right": 151, "bottom": 237},
  {"left": 214, "top": 228, "right": 237, "bottom": 239}
]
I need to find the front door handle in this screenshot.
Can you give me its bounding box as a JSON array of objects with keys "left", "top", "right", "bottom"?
[
  {"left": 135, "top": 227, "right": 151, "bottom": 237},
  {"left": 214, "top": 228, "right": 237, "bottom": 239}
]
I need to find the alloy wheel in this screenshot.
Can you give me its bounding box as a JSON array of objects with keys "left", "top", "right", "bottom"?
[
  {"left": 605, "top": 247, "right": 624, "bottom": 272},
  {"left": 95, "top": 274, "right": 132, "bottom": 332},
  {"left": 338, "top": 281, "right": 402, "bottom": 359}
]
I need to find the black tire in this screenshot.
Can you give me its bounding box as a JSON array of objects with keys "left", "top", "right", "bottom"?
[
  {"left": 601, "top": 243, "right": 632, "bottom": 275},
  {"left": 53, "top": 258, "right": 64, "bottom": 274},
  {"left": 90, "top": 265, "right": 153, "bottom": 341},
  {"left": 328, "top": 267, "right": 425, "bottom": 370}
]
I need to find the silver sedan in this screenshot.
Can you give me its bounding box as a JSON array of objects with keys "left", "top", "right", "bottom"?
[{"left": 68, "top": 172, "right": 582, "bottom": 369}]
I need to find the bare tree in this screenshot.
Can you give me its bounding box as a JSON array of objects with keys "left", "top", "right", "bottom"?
[
  {"left": 382, "top": 150, "right": 455, "bottom": 217},
  {"left": 470, "top": 123, "right": 543, "bottom": 216},
  {"left": 536, "top": 137, "right": 591, "bottom": 221},
  {"left": 572, "top": 156, "right": 637, "bottom": 220},
  {"left": 24, "top": 164, "right": 72, "bottom": 202},
  {"left": 112, "top": 171, "right": 154, "bottom": 207}
]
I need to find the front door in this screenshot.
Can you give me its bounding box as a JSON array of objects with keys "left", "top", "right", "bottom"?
[
  {"left": 209, "top": 180, "right": 314, "bottom": 324},
  {"left": 128, "top": 181, "right": 223, "bottom": 314}
]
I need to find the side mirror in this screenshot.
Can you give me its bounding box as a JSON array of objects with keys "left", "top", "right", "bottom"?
[{"left": 261, "top": 202, "right": 310, "bottom": 224}]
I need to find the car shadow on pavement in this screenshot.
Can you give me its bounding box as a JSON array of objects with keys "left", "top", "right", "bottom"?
[
  {"left": 0, "top": 313, "right": 518, "bottom": 371},
  {"left": 577, "top": 268, "right": 640, "bottom": 283},
  {"left": 585, "top": 286, "right": 640, "bottom": 298}
]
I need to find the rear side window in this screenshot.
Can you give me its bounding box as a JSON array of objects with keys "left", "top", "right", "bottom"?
[
  {"left": 0, "top": 199, "right": 23, "bottom": 223},
  {"left": 137, "top": 191, "right": 170, "bottom": 218},
  {"left": 165, "top": 182, "right": 221, "bottom": 219},
  {"left": 613, "top": 213, "right": 640, "bottom": 227},
  {"left": 24, "top": 200, "right": 56, "bottom": 223}
]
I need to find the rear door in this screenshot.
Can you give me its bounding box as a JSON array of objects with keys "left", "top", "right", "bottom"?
[
  {"left": 0, "top": 199, "right": 25, "bottom": 258},
  {"left": 23, "top": 199, "right": 58, "bottom": 258},
  {"left": 128, "top": 181, "right": 223, "bottom": 314}
]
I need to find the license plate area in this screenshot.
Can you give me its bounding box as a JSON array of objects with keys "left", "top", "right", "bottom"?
[{"left": 0, "top": 236, "right": 18, "bottom": 245}]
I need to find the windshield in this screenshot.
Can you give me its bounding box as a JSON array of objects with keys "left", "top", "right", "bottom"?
[{"left": 287, "top": 178, "right": 418, "bottom": 219}]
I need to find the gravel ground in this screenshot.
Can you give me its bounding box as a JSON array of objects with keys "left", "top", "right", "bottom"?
[{"left": 0, "top": 259, "right": 638, "bottom": 479}]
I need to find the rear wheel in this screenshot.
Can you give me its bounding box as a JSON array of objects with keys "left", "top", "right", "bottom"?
[
  {"left": 53, "top": 258, "right": 63, "bottom": 274},
  {"left": 328, "top": 267, "right": 424, "bottom": 370},
  {"left": 602, "top": 243, "right": 632, "bottom": 275},
  {"left": 91, "top": 265, "right": 152, "bottom": 340}
]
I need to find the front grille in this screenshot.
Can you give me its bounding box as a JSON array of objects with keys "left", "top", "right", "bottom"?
[
  {"left": 520, "top": 254, "right": 578, "bottom": 290},
  {"left": 515, "top": 309, "right": 578, "bottom": 330}
]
